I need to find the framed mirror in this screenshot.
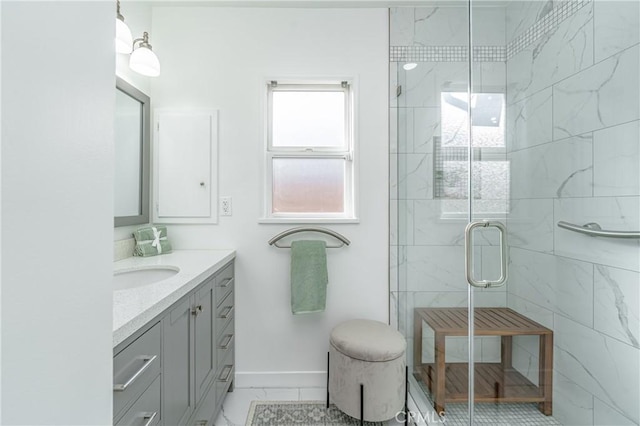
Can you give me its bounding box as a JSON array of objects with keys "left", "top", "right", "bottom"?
[{"left": 115, "top": 77, "right": 150, "bottom": 227}]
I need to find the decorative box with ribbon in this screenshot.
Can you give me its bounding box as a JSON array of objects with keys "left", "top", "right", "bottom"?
[{"left": 133, "top": 225, "right": 173, "bottom": 257}]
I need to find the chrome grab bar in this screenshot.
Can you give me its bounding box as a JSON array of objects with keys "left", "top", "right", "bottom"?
[
  {"left": 113, "top": 355, "right": 157, "bottom": 391},
  {"left": 464, "top": 221, "right": 508, "bottom": 288},
  {"left": 268, "top": 226, "right": 350, "bottom": 248},
  {"left": 557, "top": 221, "right": 640, "bottom": 239}
]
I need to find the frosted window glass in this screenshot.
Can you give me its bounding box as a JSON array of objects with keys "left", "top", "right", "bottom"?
[
  {"left": 272, "top": 91, "right": 345, "bottom": 148},
  {"left": 272, "top": 158, "right": 345, "bottom": 213}
]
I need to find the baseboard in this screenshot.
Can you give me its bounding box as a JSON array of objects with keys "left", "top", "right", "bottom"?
[{"left": 234, "top": 371, "right": 326, "bottom": 388}]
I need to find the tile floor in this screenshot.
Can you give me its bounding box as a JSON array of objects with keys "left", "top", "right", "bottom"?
[
  {"left": 214, "top": 386, "right": 564, "bottom": 426},
  {"left": 213, "top": 387, "right": 408, "bottom": 426}
]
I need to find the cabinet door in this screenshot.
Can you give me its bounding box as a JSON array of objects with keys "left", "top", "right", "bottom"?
[
  {"left": 155, "top": 111, "right": 217, "bottom": 221},
  {"left": 194, "top": 277, "right": 216, "bottom": 404},
  {"left": 163, "top": 298, "right": 194, "bottom": 426}
]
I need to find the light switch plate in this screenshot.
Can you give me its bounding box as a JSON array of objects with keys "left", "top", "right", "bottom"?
[{"left": 220, "top": 197, "right": 232, "bottom": 216}]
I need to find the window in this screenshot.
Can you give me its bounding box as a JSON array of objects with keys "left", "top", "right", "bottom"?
[
  {"left": 436, "top": 91, "right": 509, "bottom": 218},
  {"left": 263, "top": 81, "right": 356, "bottom": 222}
]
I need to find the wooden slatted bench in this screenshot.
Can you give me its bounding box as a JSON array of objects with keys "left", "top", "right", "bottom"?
[{"left": 413, "top": 307, "right": 553, "bottom": 416}]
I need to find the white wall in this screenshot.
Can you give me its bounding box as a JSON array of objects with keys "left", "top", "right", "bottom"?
[
  {"left": 151, "top": 7, "right": 389, "bottom": 386},
  {"left": 1, "top": 2, "right": 114, "bottom": 424}
]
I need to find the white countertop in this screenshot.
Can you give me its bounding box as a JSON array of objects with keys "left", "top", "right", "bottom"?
[{"left": 113, "top": 249, "right": 236, "bottom": 348}]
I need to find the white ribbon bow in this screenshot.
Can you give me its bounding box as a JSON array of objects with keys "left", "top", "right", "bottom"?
[{"left": 151, "top": 227, "right": 163, "bottom": 254}]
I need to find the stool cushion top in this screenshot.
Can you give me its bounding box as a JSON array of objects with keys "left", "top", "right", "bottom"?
[{"left": 330, "top": 319, "right": 406, "bottom": 362}]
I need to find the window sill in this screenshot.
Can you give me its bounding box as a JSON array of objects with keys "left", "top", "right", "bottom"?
[{"left": 258, "top": 217, "right": 360, "bottom": 224}]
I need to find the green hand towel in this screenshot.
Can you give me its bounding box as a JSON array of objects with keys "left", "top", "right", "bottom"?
[
  {"left": 134, "top": 240, "right": 173, "bottom": 257},
  {"left": 133, "top": 225, "right": 172, "bottom": 257},
  {"left": 133, "top": 225, "right": 168, "bottom": 242},
  {"left": 290, "top": 240, "right": 328, "bottom": 315}
]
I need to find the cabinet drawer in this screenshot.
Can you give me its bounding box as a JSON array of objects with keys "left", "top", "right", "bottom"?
[
  {"left": 214, "top": 357, "right": 234, "bottom": 409},
  {"left": 215, "top": 263, "right": 234, "bottom": 305},
  {"left": 215, "top": 290, "right": 234, "bottom": 337},
  {"left": 115, "top": 375, "right": 161, "bottom": 426},
  {"left": 114, "top": 323, "right": 161, "bottom": 418},
  {"left": 216, "top": 317, "right": 234, "bottom": 371}
]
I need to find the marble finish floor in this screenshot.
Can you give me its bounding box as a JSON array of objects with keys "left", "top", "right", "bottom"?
[
  {"left": 214, "top": 387, "right": 407, "bottom": 426},
  {"left": 214, "top": 386, "right": 564, "bottom": 425}
]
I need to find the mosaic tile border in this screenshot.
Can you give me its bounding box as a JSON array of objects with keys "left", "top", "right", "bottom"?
[
  {"left": 414, "top": 376, "right": 563, "bottom": 425},
  {"left": 390, "top": 45, "right": 505, "bottom": 62},
  {"left": 390, "top": 0, "right": 590, "bottom": 63},
  {"left": 506, "top": 0, "right": 591, "bottom": 59}
]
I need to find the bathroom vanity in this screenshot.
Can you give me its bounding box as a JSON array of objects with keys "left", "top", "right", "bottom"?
[{"left": 112, "top": 250, "right": 235, "bottom": 426}]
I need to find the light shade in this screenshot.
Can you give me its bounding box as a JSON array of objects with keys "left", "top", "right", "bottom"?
[
  {"left": 115, "top": 18, "right": 133, "bottom": 54},
  {"left": 129, "top": 46, "right": 160, "bottom": 77}
]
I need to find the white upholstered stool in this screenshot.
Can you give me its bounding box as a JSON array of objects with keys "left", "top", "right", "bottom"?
[{"left": 328, "top": 319, "right": 407, "bottom": 422}]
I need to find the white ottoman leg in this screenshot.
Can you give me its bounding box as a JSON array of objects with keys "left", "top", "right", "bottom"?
[{"left": 329, "top": 344, "right": 406, "bottom": 422}]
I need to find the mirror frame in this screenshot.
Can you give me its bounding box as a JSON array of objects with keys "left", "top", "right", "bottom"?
[{"left": 115, "top": 77, "right": 150, "bottom": 227}]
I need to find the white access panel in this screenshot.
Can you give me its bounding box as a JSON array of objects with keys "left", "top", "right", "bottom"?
[{"left": 154, "top": 110, "right": 218, "bottom": 223}]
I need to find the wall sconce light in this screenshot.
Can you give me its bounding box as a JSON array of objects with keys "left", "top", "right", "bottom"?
[
  {"left": 115, "top": 1, "right": 161, "bottom": 77},
  {"left": 130, "top": 32, "right": 161, "bottom": 77},
  {"left": 115, "top": 0, "right": 133, "bottom": 54}
]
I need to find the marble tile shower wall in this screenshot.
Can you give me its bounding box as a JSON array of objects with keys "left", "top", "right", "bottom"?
[
  {"left": 504, "top": 1, "right": 639, "bottom": 425},
  {"left": 389, "top": 5, "right": 509, "bottom": 369},
  {"left": 391, "top": 2, "right": 639, "bottom": 425}
]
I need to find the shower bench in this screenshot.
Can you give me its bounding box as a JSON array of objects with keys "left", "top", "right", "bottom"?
[{"left": 413, "top": 307, "right": 553, "bottom": 416}]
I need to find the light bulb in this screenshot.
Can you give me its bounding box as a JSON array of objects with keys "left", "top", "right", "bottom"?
[
  {"left": 115, "top": 18, "right": 133, "bottom": 54},
  {"left": 402, "top": 63, "right": 418, "bottom": 71},
  {"left": 130, "top": 46, "right": 161, "bottom": 77}
]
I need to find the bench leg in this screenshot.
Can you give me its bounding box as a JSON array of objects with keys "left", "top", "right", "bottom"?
[
  {"left": 500, "top": 336, "right": 512, "bottom": 398},
  {"left": 414, "top": 312, "right": 423, "bottom": 377},
  {"left": 501, "top": 336, "right": 512, "bottom": 369},
  {"left": 434, "top": 333, "right": 446, "bottom": 414},
  {"left": 539, "top": 333, "right": 553, "bottom": 415}
]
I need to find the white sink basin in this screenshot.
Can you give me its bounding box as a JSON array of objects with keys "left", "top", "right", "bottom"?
[{"left": 113, "top": 266, "right": 179, "bottom": 291}]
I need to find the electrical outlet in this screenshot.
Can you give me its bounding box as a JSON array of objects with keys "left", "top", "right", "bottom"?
[{"left": 220, "top": 197, "right": 232, "bottom": 216}]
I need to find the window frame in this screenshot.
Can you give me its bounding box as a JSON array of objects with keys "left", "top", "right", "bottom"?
[{"left": 261, "top": 80, "right": 357, "bottom": 223}]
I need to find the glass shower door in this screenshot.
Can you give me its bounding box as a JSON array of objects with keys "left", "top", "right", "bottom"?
[{"left": 394, "top": 0, "right": 640, "bottom": 424}]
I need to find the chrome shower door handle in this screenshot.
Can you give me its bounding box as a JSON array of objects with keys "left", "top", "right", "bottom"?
[{"left": 464, "top": 221, "right": 508, "bottom": 288}]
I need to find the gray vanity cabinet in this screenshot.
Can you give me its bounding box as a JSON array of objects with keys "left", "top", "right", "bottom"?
[
  {"left": 114, "top": 259, "right": 235, "bottom": 426},
  {"left": 163, "top": 297, "right": 195, "bottom": 426},
  {"left": 194, "top": 277, "right": 216, "bottom": 404},
  {"left": 162, "top": 261, "right": 235, "bottom": 426}
]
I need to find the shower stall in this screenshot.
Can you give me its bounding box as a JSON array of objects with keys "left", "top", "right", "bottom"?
[{"left": 390, "top": 1, "right": 639, "bottom": 424}]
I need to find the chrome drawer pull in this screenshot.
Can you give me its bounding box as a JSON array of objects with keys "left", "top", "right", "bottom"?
[
  {"left": 218, "top": 365, "right": 233, "bottom": 382},
  {"left": 191, "top": 305, "right": 203, "bottom": 316},
  {"left": 142, "top": 411, "right": 158, "bottom": 426},
  {"left": 219, "top": 306, "right": 233, "bottom": 319},
  {"left": 113, "top": 355, "right": 157, "bottom": 391},
  {"left": 219, "top": 334, "right": 234, "bottom": 350},
  {"left": 219, "top": 278, "right": 232, "bottom": 288}
]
